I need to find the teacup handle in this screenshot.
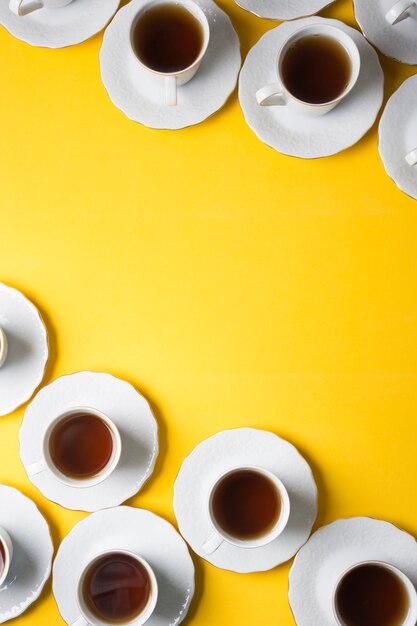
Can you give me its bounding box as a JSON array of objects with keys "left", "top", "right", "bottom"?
[
  {"left": 70, "top": 617, "right": 90, "bottom": 626},
  {"left": 405, "top": 148, "right": 417, "bottom": 165},
  {"left": 256, "top": 84, "right": 287, "bottom": 107},
  {"left": 27, "top": 460, "right": 47, "bottom": 476},
  {"left": 165, "top": 76, "right": 177, "bottom": 107},
  {"left": 202, "top": 532, "right": 223, "bottom": 554},
  {"left": 385, "top": 0, "right": 415, "bottom": 24},
  {"left": 9, "top": 0, "right": 44, "bottom": 15}
]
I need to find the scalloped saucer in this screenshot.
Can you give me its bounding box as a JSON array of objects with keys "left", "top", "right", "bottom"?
[
  {"left": 354, "top": 0, "right": 417, "bottom": 64},
  {"left": 0, "top": 282, "right": 48, "bottom": 416},
  {"left": 289, "top": 517, "right": 417, "bottom": 626},
  {"left": 239, "top": 17, "right": 384, "bottom": 159},
  {"left": 0, "top": 0, "right": 119, "bottom": 48},
  {"left": 235, "top": 0, "right": 335, "bottom": 22},
  {"left": 173, "top": 428, "right": 318, "bottom": 573},
  {"left": 53, "top": 507, "right": 195, "bottom": 626},
  {"left": 99, "top": 0, "right": 241, "bottom": 130},
  {"left": 0, "top": 485, "right": 53, "bottom": 624},
  {"left": 379, "top": 74, "right": 417, "bottom": 200},
  {"left": 20, "top": 371, "right": 159, "bottom": 512}
]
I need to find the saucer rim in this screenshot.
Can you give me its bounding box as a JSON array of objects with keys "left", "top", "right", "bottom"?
[
  {"left": 19, "top": 370, "right": 159, "bottom": 512},
  {"left": 233, "top": 0, "right": 335, "bottom": 22},
  {"left": 0, "top": 282, "right": 49, "bottom": 416}
]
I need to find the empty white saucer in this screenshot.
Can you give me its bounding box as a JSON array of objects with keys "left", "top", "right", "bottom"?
[
  {"left": 0, "top": 0, "right": 119, "bottom": 48},
  {"left": 379, "top": 74, "right": 417, "bottom": 200},
  {"left": 99, "top": 0, "right": 241, "bottom": 130},
  {"left": 20, "top": 371, "right": 159, "bottom": 512},
  {"left": 53, "top": 507, "right": 195, "bottom": 626},
  {"left": 289, "top": 517, "right": 417, "bottom": 626},
  {"left": 0, "top": 282, "right": 48, "bottom": 416},
  {"left": 239, "top": 17, "right": 384, "bottom": 159},
  {"left": 0, "top": 485, "right": 53, "bottom": 624},
  {"left": 235, "top": 0, "right": 335, "bottom": 22},
  {"left": 354, "top": 0, "right": 417, "bottom": 64},
  {"left": 173, "top": 428, "right": 318, "bottom": 573}
]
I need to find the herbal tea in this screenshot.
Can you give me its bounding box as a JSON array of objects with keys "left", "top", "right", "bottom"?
[
  {"left": 336, "top": 564, "right": 409, "bottom": 626},
  {"left": 281, "top": 34, "right": 352, "bottom": 104},
  {"left": 0, "top": 541, "right": 5, "bottom": 578},
  {"left": 48, "top": 412, "right": 114, "bottom": 479},
  {"left": 83, "top": 553, "right": 151, "bottom": 624},
  {"left": 132, "top": 3, "right": 203, "bottom": 73},
  {"left": 212, "top": 469, "right": 281, "bottom": 540}
]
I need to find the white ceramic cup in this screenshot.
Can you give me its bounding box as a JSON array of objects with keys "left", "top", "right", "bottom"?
[
  {"left": 386, "top": 0, "right": 416, "bottom": 25},
  {"left": 202, "top": 465, "right": 290, "bottom": 554},
  {"left": 129, "top": 0, "right": 210, "bottom": 107},
  {"left": 26, "top": 406, "right": 122, "bottom": 488},
  {"left": 0, "top": 327, "right": 8, "bottom": 369},
  {"left": 405, "top": 148, "right": 417, "bottom": 165},
  {"left": 333, "top": 560, "right": 417, "bottom": 626},
  {"left": 9, "top": 0, "right": 72, "bottom": 17},
  {"left": 0, "top": 527, "right": 13, "bottom": 587},
  {"left": 256, "top": 24, "right": 361, "bottom": 118},
  {"left": 71, "top": 550, "right": 158, "bottom": 626}
]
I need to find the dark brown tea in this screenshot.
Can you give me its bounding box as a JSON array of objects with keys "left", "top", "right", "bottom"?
[
  {"left": 281, "top": 35, "right": 352, "bottom": 104},
  {"left": 49, "top": 412, "right": 114, "bottom": 479},
  {"left": 211, "top": 469, "right": 281, "bottom": 540},
  {"left": 0, "top": 541, "right": 5, "bottom": 578},
  {"left": 83, "top": 553, "right": 151, "bottom": 624},
  {"left": 335, "top": 564, "right": 409, "bottom": 626},
  {"left": 132, "top": 3, "right": 204, "bottom": 73}
]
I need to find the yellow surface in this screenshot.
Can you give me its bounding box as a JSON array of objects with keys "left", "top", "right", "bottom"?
[{"left": 1, "top": 0, "right": 417, "bottom": 623}]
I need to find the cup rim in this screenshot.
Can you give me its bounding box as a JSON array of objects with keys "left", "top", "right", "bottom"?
[
  {"left": 0, "top": 327, "right": 8, "bottom": 368},
  {"left": 42, "top": 406, "right": 122, "bottom": 488},
  {"left": 129, "top": 0, "right": 210, "bottom": 78},
  {"left": 332, "top": 559, "right": 417, "bottom": 626},
  {"left": 276, "top": 23, "right": 361, "bottom": 109},
  {"left": 206, "top": 464, "right": 291, "bottom": 549},
  {"left": 76, "top": 549, "right": 158, "bottom": 626},
  {"left": 0, "top": 527, "right": 12, "bottom": 587}
]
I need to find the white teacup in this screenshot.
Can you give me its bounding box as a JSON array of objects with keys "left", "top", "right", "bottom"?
[
  {"left": 9, "top": 0, "right": 72, "bottom": 17},
  {"left": 26, "top": 406, "right": 122, "bottom": 488},
  {"left": 405, "top": 147, "right": 417, "bottom": 165},
  {"left": 129, "top": 0, "right": 210, "bottom": 107},
  {"left": 0, "top": 327, "right": 8, "bottom": 369},
  {"left": 202, "top": 465, "right": 290, "bottom": 554},
  {"left": 72, "top": 550, "right": 158, "bottom": 626},
  {"left": 256, "top": 24, "right": 361, "bottom": 117},
  {"left": 386, "top": 0, "right": 417, "bottom": 25},
  {"left": 0, "top": 526, "right": 13, "bottom": 587},
  {"left": 333, "top": 560, "right": 417, "bottom": 626}
]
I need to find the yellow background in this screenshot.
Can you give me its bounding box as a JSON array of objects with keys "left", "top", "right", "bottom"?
[{"left": 1, "top": 0, "right": 417, "bottom": 623}]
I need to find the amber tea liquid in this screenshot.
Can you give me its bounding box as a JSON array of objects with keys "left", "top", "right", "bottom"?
[{"left": 0, "top": 541, "right": 5, "bottom": 579}]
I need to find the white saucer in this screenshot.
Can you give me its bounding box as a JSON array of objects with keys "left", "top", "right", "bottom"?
[
  {"left": 354, "top": 0, "right": 417, "bottom": 64},
  {"left": 0, "top": 0, "right": 119, "bottom": 49},
  {"left": 235, "top": 0, "right": 335, "bottom": 23},
  {"left": 20, "top": 371, "right": 159, "bottom": 512},
  {"left": 0, "top": 485, "right": 53, "bottom": 624},
  {"left": 289, "top": 517, "right": 417, "bottom": 626},
  {"left": 53, "top": 507, "right": 195, "bottom": 626},
  {"left": 239, "top": 17, "right": 384, "bottom": 159},
  {"left": 0, "top": 283, "right": 48, "bottom": 417},
  {"left": 173, "top": 428, "right": 318, "bottom": 573},
  {"left": 99, "top": 0, "right": 241, "bottom": 130},
  {"left": 379, "top": 74, "right": 417, "bottom": 200}
]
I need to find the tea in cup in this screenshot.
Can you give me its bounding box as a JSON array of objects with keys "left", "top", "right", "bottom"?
[
  {"left": 386, "top": 0, "right": 417, "bottom": 25},
  {"left": 130, "top": 0, "right": 210, "bottom": 106},
  {"left": 0, "top": 327, "right": 8, "bottom": 369},
  {"left": 27, "top": 407, "right": 122, "bottom": 488},
  {"left": 333, "top": 561, "right": 417, "bottom": 626},
  {"left": 72, "top": 550, "right": 158, "bottom": 626},
  {"left": 9, "top": 0, "right": 73, "bottom": 17},
  {"left": 202, "top": 465, "right": 290, "bottom": 553},
  {"left": 0, "top": 527, "right": 13, "bottom": 587},
  {"left": 256, "top": 24, "right": 361, "bottom": 117}
]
